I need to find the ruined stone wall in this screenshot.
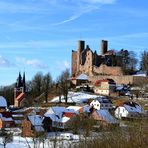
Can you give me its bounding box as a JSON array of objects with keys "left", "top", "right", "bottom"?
[
  {"left": 93, "top": 64, "right": 123, "bottom": 76},
  {"left": 89, "top": 75, "right": 134, "bottom": 85},
  {"left": 79, "top": 50, "right": 94, "bottom": 76},
  {"left": 72, "top": 51, "right": 77, "bottom": 76},
  {"left": 133, "top": 76, "right": 148, "bottom": 85}
]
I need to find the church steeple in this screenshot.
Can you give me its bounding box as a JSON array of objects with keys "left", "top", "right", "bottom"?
[
  {"left": 14, "top": 71, "right": 27, "bottom": 107},
  {"left": 23, "top": 72, "right": 26, "bottom": 92},
  {"left": 17, "top": 72, "right": 22, "bottom": 88}
]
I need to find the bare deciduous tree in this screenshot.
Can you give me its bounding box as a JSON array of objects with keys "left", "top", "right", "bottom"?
[
  {"left": 141, "top": 50, "right": 148, "bottom": 75},
  {"left": 57, "top": 69, "right": 70, "bottom": 103}
]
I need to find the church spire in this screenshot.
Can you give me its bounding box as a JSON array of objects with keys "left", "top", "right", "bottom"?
[
  {"left": 17, "top": 72, "right": 22, "bottom": 88},
  {"left": 23, "top": 71, "right": 26, "bottom": 92}
]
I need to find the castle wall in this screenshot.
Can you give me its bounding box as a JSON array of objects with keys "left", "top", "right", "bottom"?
[
  {"left": 89, "top": 75, "right": 134, "bottom": 85},
  {"left": 79, "top": 50, "right": 94, "bottom": 76},
  {"left": 72, "top": 50, "right": 77, "bottom": 76},
  {"left": 133, "top": 76, "right": 148, "bottom": 85},
  {"left": 93, "top": 64, "right": 123, "bottom": 76}
]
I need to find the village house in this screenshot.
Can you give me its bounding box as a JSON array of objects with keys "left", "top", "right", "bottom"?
[
  {"left": 43, "top": 106, "right": 82, "bottom": 131},
  {"left": 114, "top": 101, "right": 145, "bottom": 119},
  {"left": 0, "top": 112, "right": 14, "bottom": 129},
  {"left": 89, "top": 107, "right": 118, "bottom": 126},
  {"left": 90, "top": 96, "right": 113, "bottom": 110},
  {"left": 71, "top": 73, "right": 89, "bottom": 86},
  {"left": 94, "top": 79, "right": 116, "bottom": 96},
  {"left": 22, "top": 115, "right": 44, "bottom": 137}
]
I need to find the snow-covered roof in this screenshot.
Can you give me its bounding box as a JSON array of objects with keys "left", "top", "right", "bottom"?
[
  {"left": 46, "top": 113, "right": 70, "bottom": 123},
  {"left": 0, "top": 96, "right": 7, "bottom": 107},
  {"left": 34, "top": 126, "right": 44, "bottom": 132},
  {"left": 95, "top": 97, "right": 112, "bottom": 104},
  {"left": 133, "top": 71, "right": 147, "bottom": 77},
  {"left": 28, "top": 115, "right": 43, "bottom": 126},
  {"left": 83, "top": 105, "right": 90, "bottom": 113},
  {"left": 44, "top": 107, "right": 66, "bottom": 117},
  {"left": 123, "top": 102, "right": 144, "bottom": 113},
  {"left": 60, "top": 116, "right": 70, "bottom": 123},
  {"left": 96, "top": 110, "right": 118, "bottom": 124},
  {"left": 66, "top": 106, "right": 82, "bottom": 112},
  {"left": 76, "top": 74, "right": 88, "bottom": 80},
  {"left": 0, "top": 114, "right": 13, "bottom": 121},
  {"left": 12, "top": 114, "right": 24, "bottom": 118}
]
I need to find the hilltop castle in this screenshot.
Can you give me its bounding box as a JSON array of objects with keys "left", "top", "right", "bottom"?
[{"left": 72, "top": 40, "right": 123, "bottom": 77}]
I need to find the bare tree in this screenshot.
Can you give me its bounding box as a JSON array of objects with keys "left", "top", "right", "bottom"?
[
  {"left": 43, "top": 72, "right": 52, "bottom": 103},
  {"left": 118, "top": 49, "right": 138, "bottom": 74},
  {"left": 0, "top": 129, "right": 13, "bottom": 148},
  {"left": 141, "top": 50, "right": 148, "bottom": 75},
  {"left": 31, "top": 72, "right": 44, "bottom": 97},
  {"left": 57, "top": 69, "right": 70, "bottom": 103}
]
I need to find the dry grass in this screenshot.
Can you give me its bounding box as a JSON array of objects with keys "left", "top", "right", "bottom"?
[{"left": 75, "top": 120, "right": 148, "bottom": 148}]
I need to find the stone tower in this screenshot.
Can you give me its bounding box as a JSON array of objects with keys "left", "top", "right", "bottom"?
[
  {"left": 77, "top": 40, "right": 85, "bottom": 74},
  {"left": 100, "top": 40, "right": 108, "bottom": 55}
]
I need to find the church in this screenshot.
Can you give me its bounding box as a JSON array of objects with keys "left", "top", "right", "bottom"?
[{"left": 14, "top": 72, "right": 26, "bottom": 107}]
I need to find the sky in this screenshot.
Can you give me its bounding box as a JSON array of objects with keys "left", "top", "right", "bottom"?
[{"left": 0, "top": 0, "right": 148, "bottom": 86}]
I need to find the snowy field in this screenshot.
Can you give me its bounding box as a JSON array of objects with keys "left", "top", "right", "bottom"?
[
  {"left": 51, "top": 91, "right": 99, "bottom": 103},
  {"left": 0, "top": 133, "right": 82, "bottom": 148}
]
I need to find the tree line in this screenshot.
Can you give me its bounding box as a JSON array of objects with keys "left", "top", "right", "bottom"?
[{"left": 0, "top": 69, "right": 70, "bottom": 106}]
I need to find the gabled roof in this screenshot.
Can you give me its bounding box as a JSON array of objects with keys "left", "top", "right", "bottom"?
[
  {"left": 16, "top": 92, "right": 25, "bottom": 101},
  {"left": 28, "top": 115, "right": 43, "bottom": 126},
  {"left": 95, "top": 79, "right": 116, "bottom": 86},
  {"left": 66, "top": 106, "right": 83, "bottom": 113},
  {"left": 95, "top": 97, "right": 112, "bottom": 104},
  {"left": 44, "top": 107, "right": 66, "bottom": 117},
  {"left": 123, "top": 101, "right": 144, "bottom": 113},
  {"left": 76, "top": 74, "right": 88, "bottom": 80},
  {"left": 96, "top": 110, "right": 118, "bottom": 124}
]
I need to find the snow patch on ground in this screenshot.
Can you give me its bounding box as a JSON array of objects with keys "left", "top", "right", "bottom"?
[{"left": 51, "top": 91, "right": 100, "bottom": 103}]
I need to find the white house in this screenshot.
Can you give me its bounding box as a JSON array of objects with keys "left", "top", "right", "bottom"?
[
  {"left": 115, "top": 101, "right": 145, "bottom": 119},
  {"left": 90, "top": 97, "right": 113, "bottom": 110}
]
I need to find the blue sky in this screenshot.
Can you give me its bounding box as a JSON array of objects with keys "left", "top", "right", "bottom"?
[{"left": 0, "top": 0, "right": 148, "bottom": 85}]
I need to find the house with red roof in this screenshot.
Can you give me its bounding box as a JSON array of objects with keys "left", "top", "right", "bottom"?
[
  {"left": 94, "top": 79, "right": 116, "bottom": 96},
  {"left": 0, "top": 112, "right": 14, "bottom": 129}
]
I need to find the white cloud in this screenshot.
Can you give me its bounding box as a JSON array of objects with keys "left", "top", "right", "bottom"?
[
  {"left": 0, "top": 55, "right": 13, "bottom": 67},
  {"left": 16, "top": 57, "right": 48, "bottom": 69},
  {"left": 52, "top": 0, "right": 116, "bottom": 26},
  {"left": 56, "top": 60, "right": 71, "bottom": 71}
]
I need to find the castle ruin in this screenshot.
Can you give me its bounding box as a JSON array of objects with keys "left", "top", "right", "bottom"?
[{"left": 72, "top": 40, "right": 123, "bottom": 77}]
